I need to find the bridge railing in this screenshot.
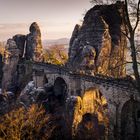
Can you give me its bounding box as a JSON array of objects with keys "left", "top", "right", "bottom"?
[{"left": 31, "top": 61, "right": 138, "bottom": 92}]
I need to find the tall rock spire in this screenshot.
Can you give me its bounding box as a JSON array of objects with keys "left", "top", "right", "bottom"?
[{"left": 25, "top": 22, "right": 43, "bottom": 62}]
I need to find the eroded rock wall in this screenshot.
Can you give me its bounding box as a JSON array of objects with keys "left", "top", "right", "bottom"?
[
  {"left": 68, "top": 1, "right": 127, "bottom": 77},
  {"left": 66, "top": 87, "right": 108, "bottom": 139},
  {"left": 0, "top": 53, "right": 3, "bottom": 87},
  {"left": 13, "top": 34, "right": 26, "bottom": 58},
  {"left": 2, "top": 39, "right": 20, "bottom": 92}
]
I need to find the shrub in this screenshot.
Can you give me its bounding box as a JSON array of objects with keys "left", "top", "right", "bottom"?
[{"left": 0, "top": 104, "right": 54, "bottom": 140}]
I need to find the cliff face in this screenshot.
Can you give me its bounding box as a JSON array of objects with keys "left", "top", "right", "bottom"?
[
  {"left": 66, "top": 88, "right": 108, "bottom": 139},
  {"left": 0, "top": 53, "right": 3, "bottom": 87},
  {"left": 68, "top": 1, "right": 127, "bottom": 77}
]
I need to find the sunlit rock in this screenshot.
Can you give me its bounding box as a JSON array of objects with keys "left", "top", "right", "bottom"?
[
  {"left": 68, "top": 2, "right": 126, "bottom": 77},
  {"left": 66, "top": 87, "right": 108, "bottom": 139},
  {"left": 82, "top": 87, "right": 108, "bottom": 125}
]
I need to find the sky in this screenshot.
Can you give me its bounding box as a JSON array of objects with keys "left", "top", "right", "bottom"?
[{"left": 0, "top": 0, "right": 91, "bottom": 41}]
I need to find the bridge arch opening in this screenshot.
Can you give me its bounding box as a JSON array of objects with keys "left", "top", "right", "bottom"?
[
  {"left": 121, "top": 98, "right": 140, "bottom": 140},
  {"left": 53, "top": 77, "right": 68, "bottom": 103}
]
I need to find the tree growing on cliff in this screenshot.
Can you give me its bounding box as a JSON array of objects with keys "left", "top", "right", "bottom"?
[
  {"left": 90, "top": 0, "right": 140, "bottom": 92},
  {"left": 44, "top": 45, "right": 68, "bottom": 65}
]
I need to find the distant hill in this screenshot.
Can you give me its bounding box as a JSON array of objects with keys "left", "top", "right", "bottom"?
[{"left": 42, "top": 38, "right": 69, "bottom": 49}]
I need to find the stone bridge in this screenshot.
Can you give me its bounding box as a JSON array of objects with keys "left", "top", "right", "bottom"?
[{"left": 31, "top": 62, "right": 140, "bottom": 138}]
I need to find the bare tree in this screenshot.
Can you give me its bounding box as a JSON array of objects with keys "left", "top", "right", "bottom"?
[
  {"left": 124, "top": 0, "right": 140, "bottom": 91},
  {"left": 90, "top": 0, "right": 140, "bottom": 92}
]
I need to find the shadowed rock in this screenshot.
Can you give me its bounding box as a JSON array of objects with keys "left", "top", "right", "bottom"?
[
  {"left": 13, "top": 34, "right": 26, "bottom": 58},
  {"left": 2, "top": 39, "right": 20, "bottom": 92}
]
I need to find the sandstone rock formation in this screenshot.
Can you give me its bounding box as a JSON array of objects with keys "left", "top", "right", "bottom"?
[
  {"left": 2, "top": 39, "right": 20, "bottom": 92},
  {"left": 68, "top": 1, "right": 127, "bottom": 77},
  {"left": 0, "top": 53, "right": 3, "bottom": 87},
  {"left": 12, "top": 22, "right": 44, "bottom": 62},
  {"left": 1, "top": 22, "right": 43, "bottom": 93},
  {"left": 69, "top": 24, "right": 81, "bottom": 53},
  {"left": 25, "top": 22, "right": 43, "bottom": 62},
  {"left": 66, "top": 88, "right": 108, "bottom": 139}
]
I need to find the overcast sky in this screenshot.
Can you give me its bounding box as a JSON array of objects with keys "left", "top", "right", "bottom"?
[{"left": 0, "top": 0, "right": 91, "bottom": 41}]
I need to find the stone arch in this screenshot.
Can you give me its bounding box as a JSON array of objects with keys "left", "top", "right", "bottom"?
[
  {"left": 121, "top": 98, "right": 140, "bottom": 140},
  {"left": 53, "top": 77, "right": 68, "bottom": 102}
]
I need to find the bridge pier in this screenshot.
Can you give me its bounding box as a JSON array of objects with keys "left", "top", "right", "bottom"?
[{"left": 33, "top": 69, "right": 45, "bottom": 88}]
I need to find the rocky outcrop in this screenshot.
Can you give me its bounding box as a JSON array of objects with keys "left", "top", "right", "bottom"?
[
  {"left": 25, "top": 22, "right": 43, "bottom": 62},
  {"left": 68, "top": 24, "right": 81, "bottom": 61},
  {"left": 1, "top": 22, "right": 43, "bottom": 93},
  {"left": 66, "top": 87, "right": 108, "bottom": 139},
  {"left": 68, "top": 1, "right": 126, "bottom": 77},
  {"left": 12, "top": 22, "right": 43, "bottom": 62},
  {"left": 0, "top": 53, "right": 3, "bottom": 87},
  {"left": 18, "top": 79, "right": 67, "bottom": 109},
  {"left": 2, "top": 39, "right": 20, "bottom": 92}
]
